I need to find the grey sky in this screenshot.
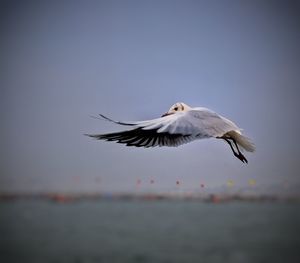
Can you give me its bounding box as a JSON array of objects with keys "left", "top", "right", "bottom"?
[{"left": 1, "top": 0, "right": 300, "bottom": 193}]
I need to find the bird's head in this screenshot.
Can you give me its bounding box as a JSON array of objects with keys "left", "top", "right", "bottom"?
[{"left": 161, "top": 102, "right": 191, "bottom": 117}]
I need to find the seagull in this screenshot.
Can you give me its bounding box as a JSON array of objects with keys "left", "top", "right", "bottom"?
[{"left": 86, "top": 102, "right": 255, "bottom": 163}]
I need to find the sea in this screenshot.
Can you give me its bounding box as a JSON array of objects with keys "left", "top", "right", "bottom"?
[{"left": 1, "top": 199, "right": 299, "bottom": 263}]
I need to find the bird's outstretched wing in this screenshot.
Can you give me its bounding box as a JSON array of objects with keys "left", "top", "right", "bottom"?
[
  {"left": 85, "top": 109, "right": 241, "bottom": 148},
  {"left": 86, "top": 127, "right": 193, "bottom": 147}
]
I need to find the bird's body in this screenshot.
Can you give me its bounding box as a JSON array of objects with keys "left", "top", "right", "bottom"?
[{"left": 86, "top": 102, "right": 255, "bottom": 163}]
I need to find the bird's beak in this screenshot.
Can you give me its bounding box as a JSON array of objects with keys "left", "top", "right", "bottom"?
[{"left": 161, "top": 112, "right": 172, "bottom": 117}]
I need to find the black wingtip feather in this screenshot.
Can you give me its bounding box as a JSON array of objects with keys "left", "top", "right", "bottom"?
[{"left": 86, "top": 127, "right": 192, "bottom": 148}]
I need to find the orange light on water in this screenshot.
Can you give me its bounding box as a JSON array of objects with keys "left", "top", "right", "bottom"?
[
  {"left": 248, "top": 179, "right": 256, "bottom": 186},
  {"left": 227, "top": 180, "right": 234, "bottom": 187}
]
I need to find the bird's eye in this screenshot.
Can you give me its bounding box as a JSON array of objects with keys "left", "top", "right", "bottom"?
[{"left": 174, "top": 107, "right": 178, "bottom": 111}]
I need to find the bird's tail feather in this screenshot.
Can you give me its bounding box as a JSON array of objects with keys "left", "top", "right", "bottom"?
[{"left": 226, "top": 131, "right": 255, "bottom": 152}]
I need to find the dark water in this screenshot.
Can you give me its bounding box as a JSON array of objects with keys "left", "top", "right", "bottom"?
[{"left": 0, "top": 200, "right": 300, "bottom": 263}]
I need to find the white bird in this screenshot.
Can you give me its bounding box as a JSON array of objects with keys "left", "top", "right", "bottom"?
[{"left": 86, "top": 102, "right": 255, "bottom": 163}]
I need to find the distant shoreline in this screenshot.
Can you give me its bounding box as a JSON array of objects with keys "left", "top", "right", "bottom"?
[{"left": 1, "top": 192, "right": 299, "bottom": 204}]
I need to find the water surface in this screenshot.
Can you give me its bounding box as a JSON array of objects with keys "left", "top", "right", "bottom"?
[{"left": 1, "top": 200, "right": 299, "bottom": 263}]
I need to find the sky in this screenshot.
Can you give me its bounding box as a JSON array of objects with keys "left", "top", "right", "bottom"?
[{"left": 1, "top": 0, "right": 300, "bottom": 194}]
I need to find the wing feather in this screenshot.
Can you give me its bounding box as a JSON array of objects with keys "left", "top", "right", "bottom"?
[
  {"left": 87, "top": 109, "right": 245, "bottom": 148},
  {"left": 85, "top": 127, "right": 194, "bottom": 148}
]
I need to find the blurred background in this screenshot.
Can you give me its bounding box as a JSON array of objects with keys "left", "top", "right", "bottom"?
[
  {"left": 1, "top": 1, "right": 300, "bottom": 262},
  {"left": 1, "top": 0, "right": 300, "bottom": 194}
]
